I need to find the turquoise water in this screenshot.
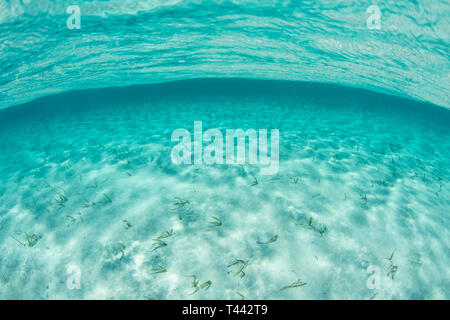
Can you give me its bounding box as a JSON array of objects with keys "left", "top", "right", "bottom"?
[
  {"left": 1, "top": 0, "right": 449, "bottom": 110},
  {"left": 0, "top": 1, "right": 449, "bottom": 300}
]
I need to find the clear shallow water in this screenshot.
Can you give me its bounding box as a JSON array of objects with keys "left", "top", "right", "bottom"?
[
  {"left": 0, "top": 79, "right": 449, "bottom": 299},
  {"left": 0, "top": 0, "right": 449, "bottom": 300},
  {"left": 0, "top": 0, "right": 449, "bottom": 109}
]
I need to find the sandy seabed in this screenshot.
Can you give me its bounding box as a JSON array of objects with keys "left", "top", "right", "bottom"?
[{"left": 0, "top": 80, "right": 448, "bottom": 299}]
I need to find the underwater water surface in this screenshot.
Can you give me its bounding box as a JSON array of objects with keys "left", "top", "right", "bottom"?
[
  {"left": 0, "top": 0, "right": 449, "bottom": 300},
  {"left": 0, "top": 0, "right": 449, "bottom": 110}
]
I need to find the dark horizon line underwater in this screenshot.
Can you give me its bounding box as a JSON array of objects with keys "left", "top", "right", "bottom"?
[{"left": 1, "top": 77, "right": 450, "bottom": 115}]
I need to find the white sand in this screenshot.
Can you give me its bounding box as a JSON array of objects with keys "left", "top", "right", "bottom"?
[{"left": 0, "top": 82, "right": 448, "bottom": 299}]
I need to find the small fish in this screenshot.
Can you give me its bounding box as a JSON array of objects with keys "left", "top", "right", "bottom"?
[
  {"left": 173, "top": 197, "right": 190, "bottom": 209},
  {"left": 256, "top": 234, "right": 278, "bottom": 244},
  {"left": 209, "top": 216, "right": 222, "bottom": 226},
  {"left": 123, "top": 220, "right": 132, "bottom": 229},
  {"left": 200, "top": 281, "right": 212, "bottom": 290},
  {"left": 151, "top": 264, "right": 167, "bottom": 274},
  {"left": 103, "top": 193, "right": 112, "bottom": 203},
  {"left": 151, "top": 239, "right": 167, "bottom": 251},
  {"left": 281, "top": 279, "right": 307, "bottom": 291},
  {"left": 236, "top": 291, "right": 245, "bottom": 300},
  {"left": 157, "top": 229, "right": 174, "bottom": 239}
]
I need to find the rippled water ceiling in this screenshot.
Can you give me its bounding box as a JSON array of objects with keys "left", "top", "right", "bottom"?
[{"left": 0, "top": 0, "right": 449, "bottom": 109}]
